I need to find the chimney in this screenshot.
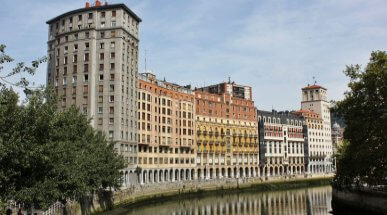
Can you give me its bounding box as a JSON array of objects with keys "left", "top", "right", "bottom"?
[
  {"left": 95, "top": 0, "right": 101, "bottom": 7},
  {"left": 85, "top": 2, "right": 91, "bottom": 8}
]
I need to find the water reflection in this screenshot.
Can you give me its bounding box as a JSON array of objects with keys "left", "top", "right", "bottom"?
[{"left": 104, "top": 186, "right": 332, "bottom": 215}]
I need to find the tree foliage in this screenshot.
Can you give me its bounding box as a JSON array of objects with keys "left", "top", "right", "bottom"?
[
  {"left": 333, "top": 51, "right": 387, "bottom": 188},
  {"left": 0, "top": 44, "right": 46, "bottom": 89},
  {"left": 0, "top": 88, "right": 126, "bottom": 210},
  {"left": 0, "top": 44, "right": 126, "bottom": 210}
]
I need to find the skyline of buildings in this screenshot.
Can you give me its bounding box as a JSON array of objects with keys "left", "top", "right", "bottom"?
[{"left": 46, "top": 2, "right": 336, "bottom": 186}]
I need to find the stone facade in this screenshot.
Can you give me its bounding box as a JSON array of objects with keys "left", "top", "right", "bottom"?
[{"left": 46, "top": 2, "right": 141, "bottom": 182}]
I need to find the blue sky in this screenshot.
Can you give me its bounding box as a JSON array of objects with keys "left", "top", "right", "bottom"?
[{"left": 0, "top": 0, "right": 386, "bottom": 110}]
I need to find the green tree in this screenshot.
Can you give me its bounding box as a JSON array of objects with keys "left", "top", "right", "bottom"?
[
  {"left": 0, "top": 88, "right": 126, "bottom": 211},
  {"left": 0, "top": 44, "right": 126, "bottom": 211},
  {"left": 333, "top": 51, "right": 387, "bottom": 188},
  {"left": 0, "top": 44, "right": 46, "bottom": 89}
]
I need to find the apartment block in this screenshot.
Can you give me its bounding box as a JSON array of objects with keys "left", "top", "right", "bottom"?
[
  {"left": 299, "top": 84, "right": 333, "bottom": 174},
  {"left": 137, "top": 73, "right": 196, "bottom": 184},
  {"left": 46, "top": 1, "right": 141, "bottom": 185},
  {"left": 195, "top": 81, "right": 259, "bottom": 179},
  {"left": 257, "top": 110, "right": 306, "bottom": 177}
]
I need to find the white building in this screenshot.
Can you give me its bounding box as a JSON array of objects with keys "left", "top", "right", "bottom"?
[{"left": 297, "top": 84, "right": 333, "bottom": 174}]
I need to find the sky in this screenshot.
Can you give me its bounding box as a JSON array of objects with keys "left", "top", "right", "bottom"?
[{"left": 0, "top": 0, "right": 386, "bottom": 110}]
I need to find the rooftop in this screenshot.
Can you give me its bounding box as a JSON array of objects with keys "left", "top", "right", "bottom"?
[
  {"left": 302, "top": 84, "right": 327, "bottom": 90},
  {"left": 46, "top": 3, "right": 141, "bottom": 24}
]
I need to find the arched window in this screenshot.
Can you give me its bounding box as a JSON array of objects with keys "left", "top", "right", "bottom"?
[
  {"left": 273, "top": 118, "right": 276, "bottom": 124},
  {"left": 268, "top": 117, "right": 271, "bottom": 123}
]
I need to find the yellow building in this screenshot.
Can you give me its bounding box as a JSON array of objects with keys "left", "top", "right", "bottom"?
[{"left": 195, "top": 82, "right": 259, "bottom": 179}]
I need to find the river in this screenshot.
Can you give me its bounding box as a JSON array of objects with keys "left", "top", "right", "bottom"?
[{"left": 101, "top": 185, "right": 333, "bottom": 215}]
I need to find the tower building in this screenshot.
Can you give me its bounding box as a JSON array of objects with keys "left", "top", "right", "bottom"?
[
  {"left": 296, "top": 84, "right": 333, "bottom": 174},
  {"left": 46, "top": 1, "right": 141, "bottom": 184}
]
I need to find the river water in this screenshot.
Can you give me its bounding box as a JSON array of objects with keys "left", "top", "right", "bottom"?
[{"left": 102, "top": 185, "right": 333, "bottom": 215}]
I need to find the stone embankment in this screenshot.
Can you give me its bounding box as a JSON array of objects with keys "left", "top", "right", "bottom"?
[{"left": 65, "top": 174, "right": 333, "bottom": 215}]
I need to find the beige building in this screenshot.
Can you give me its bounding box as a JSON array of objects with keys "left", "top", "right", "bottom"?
[
  {"left": 137, "top": 73, "right": 196, "bottom": 184},
  {"left": 295, "top": 84, "right": 333, "bottom": 174},
  {"left": 46, "top": 1, "right": 141, "bottom": 185}
]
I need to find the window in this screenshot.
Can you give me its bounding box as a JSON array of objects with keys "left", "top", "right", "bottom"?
[
  {"left": 109, "top": 131, "right": 113, "bottom": 139},
  {"left": 64, "top": 56, "right": 68, "bottom": 65},
  {"left": 100, "top": 42, "right": 105, "bottom": 49},
  {"left": 85, "top": 42, "right": 89, "bottom": 50},
  {"left": 88, "top": 13, "right": 93, "bottom": 19},
  {"left": 110, "top": 42, "right": 115, "bottom": 48},
  {"left": 78, "top": 15, "right": 82, "bottom": 21},
  {"left": 101, "top": 11, "right": 105, "bottom": 18},
  {"left": 99, "top": 53, "right": 104, "bottom": 60},
  {"left": 111, "top": 31, "right": 116, "bottom": 37},
  {"left": 72, "top": 76, "right": 77, "bottom": 83},
  {"left": 112, "top": 10, "right": 116, "bottom": 17},
  {"left": 74, "top": 44, "right": 78, "bottom": 50},
  {"left": 85, "top": 32, "right": 89, "bottom": 38},
  {"left": 63, "top": 77, "right": 67, "bottom": 85},
  {"left": 98, "top": 107, "right": 103, "bottom": 114},
  {"left": 109, "top": 84, "right": 114, "bottom": 92},
  {"left": 99, "top": 64, "right": 104, "bottom": 71},
  {"left": 84, "top": 64, "right": 89, "bottom": 72},
  {"left": 73, "top": 54, "right": 77, "bottom": 63},
  {"left": 100, "top": 32, "right": 105, "bottom": 38},
  {"left": 84, "top": 53, "right": 89, "bottom": 61},
  {"left": 83, "top": 85, "right": 88, "bottom": 94},
  {"left": 109, "top": 95, "right": 114, "bottom": 103},
  {"left": 99, "top": 74, "right": 104, "bottom": 81},
  {"left": 74, "top": 33, "right": 78, "bottom": 40},
  {"left": 110, "top": 74, "right": 115, "bottom": 80},
  {"left": 110, "top": 63, "right": 115, "bottom": 70},
  {"left": 84, "top": 74, "right": 89, "bottom": 82},
  {"left": 73, "top": 65, "right": 77, "bottom": 74},
  {"left": 98, "top": 85, "right": 103, "bottom": 92},
  {"left": 110, "top": 52, "right": 115, "bottom": 58},
  {"left": 111, "top": 21, "right": 116, "bottom": 27},
  {"left": 101, "top": 22, "right": 105, "bottom": 28}
]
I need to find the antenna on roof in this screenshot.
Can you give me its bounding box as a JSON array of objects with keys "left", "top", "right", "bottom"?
[
  {"left": 228, "top": 76, "right": 231, "bottom": 83},
  {"left": 312, "top": 76, "right": 317, "bottom": 85}
]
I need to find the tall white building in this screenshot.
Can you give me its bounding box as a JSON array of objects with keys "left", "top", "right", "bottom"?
[{"left": 298, "top": 84, "right": 333, "bottom": 174}]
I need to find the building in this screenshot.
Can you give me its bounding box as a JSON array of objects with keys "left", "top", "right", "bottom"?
[
  {"left": 294, "top": 83, "right": 333, "bottom": 174},
  {"left": 195, "top": 81, "right": 259, "bottom": 179},
  {"left": 137, "top": 73, "right": 196, "bottom": 184},
  {"left": 46, "top": 1, "right": 141, "bottom": 185},
  {"left": 331, "top": 122, "right": 344, "bottom": 155},
  {"left": 257, "top": 110, "right": 306, "bottom": 177}
]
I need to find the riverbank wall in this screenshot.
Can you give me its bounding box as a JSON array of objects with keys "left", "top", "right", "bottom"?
[
  {"left": 65, "top": 175, "right": 333, "bottom": 215},
  {"left": 332, "top": 187, "right": 387, "bottom": 215}
]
